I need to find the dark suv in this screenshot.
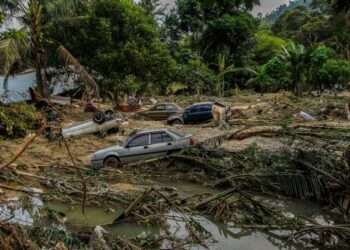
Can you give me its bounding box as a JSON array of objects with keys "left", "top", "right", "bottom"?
[{"left": 167, "top": 102, "right": 231, "bottom": 125}]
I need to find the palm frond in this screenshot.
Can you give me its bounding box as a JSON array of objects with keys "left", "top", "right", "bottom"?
[
  {"left": 245, "top": 67, "right": 259, "bottom": 75},
  {"left": 57, "top": 45, "right": 100, "bottom": 100},
  {"left": 44, "top": 0, "right": 98, "bottom": 20},
  {"left": 0, "top": 36, "right": 30, "bottom": 91}
]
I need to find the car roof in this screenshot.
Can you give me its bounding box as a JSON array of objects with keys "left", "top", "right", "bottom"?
[
  {"left": 192, "top": 102, "right": 214, "bottom": 105},
  {"left": 186, "top": 102, "right": 213, "bottom": 109},
  {"left": 136, "top": 128, "right": 170, "bottom": 134},
  {"left": 154, "top": 103, "right": 179, "bottom": 106}
]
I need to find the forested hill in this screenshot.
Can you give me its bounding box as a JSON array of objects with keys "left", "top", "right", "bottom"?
[{"left": 264, "top": 0, "right": 312, "bottom": 22}]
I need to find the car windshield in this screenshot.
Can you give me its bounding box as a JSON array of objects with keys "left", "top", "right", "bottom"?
[
  {"left": 128, "top": 134, "right": 149, "bottom": 147},
  {"left": 168, "top": 130, "right": 184, "bottom": 138}
]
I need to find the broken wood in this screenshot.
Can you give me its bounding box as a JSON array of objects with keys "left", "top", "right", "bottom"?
[
  {"left": 194, "top": 187, "right": 240, "bottom": 209},
  {"left": 62, "top": 137, "right": 87, "bottom": 215},
  {"left": 229, "top": 126, "right": 281, "bottom": 140},
  {"left": 0, "top": 184, "right": 46, "bottom": 195},
  {"left": 296, "top": 160, "right": 346, "bottom": 187},
  {"left": 114, "top": 189, "right": 154, "bottom": 222}
]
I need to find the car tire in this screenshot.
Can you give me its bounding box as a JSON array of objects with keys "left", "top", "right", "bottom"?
[
  {"left": 171, "top": 119, "right": 183, "bottom": 125},
  {"left": 104, "top": 109, "right": 115, "bottom": 120},
  {"left": 103, "top": 156, "right": 120, "bottom": 168},
  {"left": 140, "top": 114, "right": 149, "bottom": 121},
  {"left": 93, "top": 111, "right": 106, "bottom": 124}
]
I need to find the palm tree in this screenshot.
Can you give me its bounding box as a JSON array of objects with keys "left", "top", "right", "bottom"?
[
  {"left": 0, "top": 0, "right": 99, "bottom": 98},
  {"left": 279, "top": 42, "right": 309, "bottom": 97}
]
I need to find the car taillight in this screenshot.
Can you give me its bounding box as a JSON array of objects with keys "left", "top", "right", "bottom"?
[{"left": 190, "top": 138, "right": 195, "bottom": 145}]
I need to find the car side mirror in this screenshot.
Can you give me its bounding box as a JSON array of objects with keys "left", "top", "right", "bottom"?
[{"left": 125, "top": 145, "right": 130, "bottom": 149}]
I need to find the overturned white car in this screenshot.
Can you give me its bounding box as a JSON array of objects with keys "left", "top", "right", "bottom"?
[{"left": 61, "top": 110, "right": 128, "bottom": 139}]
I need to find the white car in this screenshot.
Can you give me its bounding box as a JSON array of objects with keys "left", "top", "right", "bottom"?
[{"left": 91, "top": 129, "right": 194, "bottom": 168}]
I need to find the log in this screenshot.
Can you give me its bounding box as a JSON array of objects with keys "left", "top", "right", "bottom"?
[
  {"left": 229, "top": 126, "right": 282, "bottom": 140},
  {"left": 0, "top": 184, "right": 46, "bottom": 195}
]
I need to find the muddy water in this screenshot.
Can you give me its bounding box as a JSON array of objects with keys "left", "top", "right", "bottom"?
[{"left": 0, "top": 179, "right": 337, "bottom": 250}]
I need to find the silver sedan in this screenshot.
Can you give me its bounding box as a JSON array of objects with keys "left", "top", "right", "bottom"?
[{"left": 91, "top": 129, "right": 194, "bottom": 168}]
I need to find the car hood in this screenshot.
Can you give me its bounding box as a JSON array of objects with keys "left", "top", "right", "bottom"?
[{"left": 94, "top": 145, "right": 124, "bottom": 156}]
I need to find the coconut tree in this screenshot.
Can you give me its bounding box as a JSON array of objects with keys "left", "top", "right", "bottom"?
[{"left": 0, "top": 0, "right": 99, "bottom": 98}]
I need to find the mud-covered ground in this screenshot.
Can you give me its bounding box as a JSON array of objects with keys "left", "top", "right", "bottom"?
[{"left": 1, "top": 92, "right": 350, "bottom": 249}]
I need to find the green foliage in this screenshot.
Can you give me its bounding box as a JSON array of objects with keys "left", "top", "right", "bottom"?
[
  {"left": 272, "top": 5, "right": 312, "bottom": 40},
  {"left": 199, "top": 0, "right": 260, "bottom": 11},
  {"left": 254, "top": 30, "right": 287, "bottom": 64},
  {"left": 279, "top": 42, "right": 309, "bottom": 96},
  {"left": 201, "top": 12, "right": 258, "bottom": 67},
  {"left": 308, "top": 45, "right": 335, "bottom": 89},
  {"left": 265, "top": 0, "right": 312, "bottom": 22},
  {"left": 247, "top": 57, "right": 289, "bottom": 92},
  {"left": 323, "top": 59, "right": 350, "bottom": 84},
  {"left": 0, "top": 103, "right": 39, "bottom": 138},
  {"left": 46, "top": 0, "right": 176, "bottom": 98},
  {"left": 178, "top": 55, "right": 216, "bottom": 95},
  {"left": 327, "top": 0, "right": 350, "bottom": 13}
]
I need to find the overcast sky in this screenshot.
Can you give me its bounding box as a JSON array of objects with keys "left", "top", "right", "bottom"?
[
  {"left": 252, "top": 0, "right": 291, "bottom": 16},
  {"left": 161, "top": 0, "right": 291, "bottom": 16},
  {"left": 1, "top": 0, "right": 291, "bottom": 30}
]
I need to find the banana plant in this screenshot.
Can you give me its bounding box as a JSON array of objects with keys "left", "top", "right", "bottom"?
[{"left": 216, "top": 53, "right": 245, "bottom": 97}]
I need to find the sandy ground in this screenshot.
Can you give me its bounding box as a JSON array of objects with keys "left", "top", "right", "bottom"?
[{"left": 1, "top": 92, "right": 350, "bottom": 173}]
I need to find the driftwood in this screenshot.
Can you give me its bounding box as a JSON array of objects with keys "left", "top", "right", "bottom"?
[
  {"left": 62, "top": 137, "right": 87, "bottom": 215},
  {"left": 89, "top": 226, "right": 111, "bottom": 250},
  {"left": 229, "top": 126, "right": 281, "bottom": 140},
  {"left": 297, "top": 160, "right": 346, "bottom": 186},
  {"left": 114, "top": 189, "right": 154, "bottom": 222},
  {"left": 0, "top": 184, "right": 46, "bottom": 195},
  {"left": 194, "top": 187, "right": 240, "bottom": 209}
]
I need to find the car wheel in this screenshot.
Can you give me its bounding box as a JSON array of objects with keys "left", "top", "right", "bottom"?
[
  {"left": 93, "top": 111, "right": 106, "bottom": 124},
  {"left": 140, "top": 114, "right": 149, "bottom": 121},
  {"left": 104, "top": 109, "right": 115, "bottom": 120},
  {"left": 104, "top": 156, "right": 120, "bottom": 168},
  {"left": 172, "top": 119, "right": 183, "bottom": 125}
]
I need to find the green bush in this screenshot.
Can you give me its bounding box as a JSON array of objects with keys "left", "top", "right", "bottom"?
[{"left": 0, "top": 103, "right": 39, "bottom": 138}]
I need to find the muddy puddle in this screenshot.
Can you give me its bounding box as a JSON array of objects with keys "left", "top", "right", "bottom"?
[{"left": 0, "top": 176, "right": 340, "bottom": 249}]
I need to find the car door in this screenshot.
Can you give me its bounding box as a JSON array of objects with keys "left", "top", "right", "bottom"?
[
  {"left": 122, "top": 133, "right": 150, "bottom": 163},
  {"left": 149, "top": 104, "right": 166, "bottom": 120},
  {"left": 148, "top": 132, "right": 175, "bottom": 158},
  {"left": 164, "top": 104, "right": 178, "bottom": 119},
  {"left": 197, "top": 104, "right": 213, "bottom": 123},
  {"left": 184, "top": 105, "right": 199, "bottom": 124}
]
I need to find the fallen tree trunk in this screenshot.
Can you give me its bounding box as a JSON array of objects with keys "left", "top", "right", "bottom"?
[{"left": 229, "top": 126, "right": 282, "bottom": 140}]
